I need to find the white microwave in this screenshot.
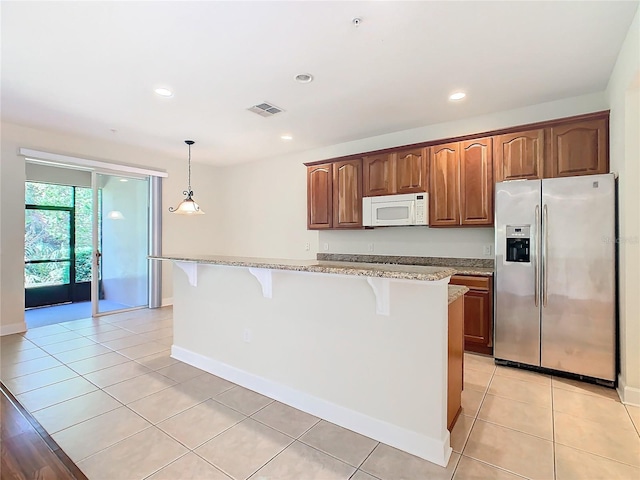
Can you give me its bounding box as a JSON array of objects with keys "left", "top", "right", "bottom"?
[{"left": 362, "top": 193, "right": 428, "bottom": 227}]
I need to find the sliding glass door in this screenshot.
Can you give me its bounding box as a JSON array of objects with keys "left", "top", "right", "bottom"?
[
  {"left": 92, "top": 172, "right": 149, "bottom": 316},
  {"left": 24, "top": 183, "right": 93, "bottom": 308}
]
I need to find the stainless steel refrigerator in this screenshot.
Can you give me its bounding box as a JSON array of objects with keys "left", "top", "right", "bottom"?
[{"left": 494, "top": 173, "right": 616, "bottom": 384}]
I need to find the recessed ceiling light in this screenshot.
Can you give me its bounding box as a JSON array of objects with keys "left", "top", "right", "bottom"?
[
  {"left": 154, "top": 88, "right": 173, "bottom": 97},
  {"left": 449, "top": 92, "right": 466, "bottom": 101},
  {"left": 281, "top": 134, "right": 293, "bottom": 141},
  {"left": 119, "top": 178, "right": 128, "bottom": 182},
  {"left": 294, "top": 73, "right": 313, "bottom": 84}
]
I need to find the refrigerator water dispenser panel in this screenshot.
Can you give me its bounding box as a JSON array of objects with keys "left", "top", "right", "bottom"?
[{"left": 506, "top": 225, "right": 530, "bottom": 263}]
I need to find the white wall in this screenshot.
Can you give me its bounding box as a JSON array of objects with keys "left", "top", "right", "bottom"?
[
  {"left": 0, "top": 122, "right": 224, "bottom": 332},
  {"left": 607, "top": 7, "right": 640, "bottom": 405},
  {"left": 216, "top": 92, "right": 607, "bottom": 260}
]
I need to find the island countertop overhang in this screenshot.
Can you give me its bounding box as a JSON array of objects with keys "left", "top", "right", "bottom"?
[{"left": 150, "top": 254, "right": 456, "bottom": 282}]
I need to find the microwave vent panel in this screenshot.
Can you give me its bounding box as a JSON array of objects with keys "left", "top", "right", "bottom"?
[{"left": 248, "top": 102, "right": 284, "bottom": 117}]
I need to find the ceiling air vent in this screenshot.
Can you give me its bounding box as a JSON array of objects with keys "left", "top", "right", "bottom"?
[{"left": 248, "top": 102, "right": 284, "bottom": 117}]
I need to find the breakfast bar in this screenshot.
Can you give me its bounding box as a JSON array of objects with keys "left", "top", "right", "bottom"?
[{"left": 152, "top": 255, "right": 462, "bottom": 467}]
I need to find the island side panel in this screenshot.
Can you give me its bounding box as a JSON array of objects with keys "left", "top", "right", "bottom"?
[{"left": 171, "top": 263, "right": 451, "bottom": 466}]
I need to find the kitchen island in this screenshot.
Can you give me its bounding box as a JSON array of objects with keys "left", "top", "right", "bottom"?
[{"left": 152, "top": 255, "right": 461, "bottom": 467}]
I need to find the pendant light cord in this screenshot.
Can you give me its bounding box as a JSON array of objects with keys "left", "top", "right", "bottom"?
[
  {"left": 184, "top": 139, "right": 195, "bottom": 197},
  {"left": 187, "top": 142, "right": 192, "bottom": 195}
]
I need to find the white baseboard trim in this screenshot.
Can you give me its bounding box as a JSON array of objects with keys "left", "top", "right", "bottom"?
[
  {"left": 161, "top": 297, "right": 173, "bottom": 307},
  {"left": 1, "top": 322, "right": 27, "bottom": 336},
  {"left": 617, "top": 374, "right": 640, "bottom": 406},
  {"left": 172, "top": 345, "right": 451, "bottom": 467}
]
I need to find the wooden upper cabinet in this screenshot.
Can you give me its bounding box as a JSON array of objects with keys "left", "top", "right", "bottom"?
[
  {"left": 395, "top": 147, "right": 428, "bottom": 194},
  {"left": 363, "top": 148, "right": 427, "bottom": 197},
  {"left": 460, "top": 138, "right": 493, "bottom": 226},
  {"left": 307, "top": 164, "right": 333, "bottom": 229},
  {"left": 549, "top": 117, "right": 608, "bottom": 177},
  {"left": 494, "top": 129, "right": 545, "bottom": 182},
  {"left": 363, "top": 154, "right": 394, "bottom": 197},
  {"left": 333, "top": 159, "right": 363, "bottom": 228},
  {"left": 429, "top": 143, "right": 461, "bottom": 226}
]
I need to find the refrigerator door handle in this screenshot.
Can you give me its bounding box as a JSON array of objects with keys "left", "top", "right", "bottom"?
[
  {"left": 535, "top": 205, "right": 540, "bottom": 307},
  {"left": 542, "top": 203, "right": 548, "bottom": 307}
]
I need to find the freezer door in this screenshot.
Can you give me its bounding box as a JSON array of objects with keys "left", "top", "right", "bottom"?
[
  {"left": 541, "top": 174, "right": 616, "bottom": 381},
  {"left": 495, "top": 180, "right": 541, "bottom": 366}
]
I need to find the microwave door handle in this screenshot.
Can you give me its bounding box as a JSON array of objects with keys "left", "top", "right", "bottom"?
[{"left": 410, "top": 201, "right": 415, "bottom": 223}]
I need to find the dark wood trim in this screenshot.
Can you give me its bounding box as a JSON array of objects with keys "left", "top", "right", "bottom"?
[
  {"left": 0, "top": 381, "right": 88, "bottom": 480},
  {"left": 303, "top": 110, "right": 610, "bottom": 167}
]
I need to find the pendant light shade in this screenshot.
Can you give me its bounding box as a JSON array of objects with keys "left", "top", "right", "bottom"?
[{"left": 169, "top": 140, "right": 204, "bottom": 215}]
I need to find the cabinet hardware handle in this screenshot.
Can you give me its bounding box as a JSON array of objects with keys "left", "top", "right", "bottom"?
[
  {"left": 542, "top": 204, "right": 548, "bottom": 307},
  {"left": 535, "top": 205, "right": 539, "bottom": 307}
]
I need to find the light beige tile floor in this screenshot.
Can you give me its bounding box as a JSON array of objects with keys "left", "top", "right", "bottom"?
[{"left": 2, "top": 307, "right": 639, "bottom": 479}]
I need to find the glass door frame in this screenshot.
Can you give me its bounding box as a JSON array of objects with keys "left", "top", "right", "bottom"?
[
  {"left": 22, "top": 150, "right": 166, "bottom": 321},
  {"left": 24, "top": 203, "right": 75, "bottom": 307},
  {"left": 90, "top": 170, "right": 150, "bottom": 317}
]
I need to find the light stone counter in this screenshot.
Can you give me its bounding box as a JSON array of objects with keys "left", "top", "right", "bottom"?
[
  {"left": 151, "top": 255, "right": 455, "bottom": 281},
  {"left": 448, "top": 285, "right": 469, "bottom": 304},
  {"left": 317, "top": 253, "right": 494, "bottom": 277}
]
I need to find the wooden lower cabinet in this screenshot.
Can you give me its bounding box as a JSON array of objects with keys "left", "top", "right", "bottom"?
[
  {"left": 448, "top": 295, "right": 464, "bottom": 431},
  {"left": 450, "top": 275, "right": 494, "bottom": 355}
]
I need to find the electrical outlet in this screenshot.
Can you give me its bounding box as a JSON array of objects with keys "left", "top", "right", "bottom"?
[
  {"left": 304, "top": 242, "right": 310, "bottom": 251},
  {"left": 483, "top": 244, "right": 492, "bottom": 256},
  {"left": 243, "top": 328, "right": 252, "bottom": 343},
  {"left": 323, "top": 243, "right": 329, "bottom": 251},
  {"left": 368, "top": 243, "right": 374, "bottom": 252}
]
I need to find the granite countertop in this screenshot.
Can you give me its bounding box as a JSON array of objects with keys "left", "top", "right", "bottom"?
[
  {"left": 317, "top": 254, "right": 494, "bottom": 276},
  {"left": 448, "top": 285, "right": 469, "bottom": 304},
  {"left": 151, "top": 255, "right": 456, "bottom": 282}
]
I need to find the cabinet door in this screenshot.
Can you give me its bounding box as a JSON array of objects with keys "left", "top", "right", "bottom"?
[
  {"left": 463, "top": 289, "right": 493, "bottom": 355},
  {"left": 307, "top": 164, "right": 333, "bottom": 229},
  {"left": 494, "top": 129, "right": 545, "bottom": 182},
  {"left": 333, "top": 159, "right": 363, "bottom": 228},
  {"left": 429, "top": 143, "right": 460, "bottom": 226},
  {"left": 395, "top": 147, "right": 427, "bottom": 194},
  {"left": 460, "top": 138, "right": 493, "bottom": 226},
  {"left": 363, "top": 154, "right": 394, "bottom": 197},
  {"left": 549, "top": 118, "right": 608, "bottom": 177}
]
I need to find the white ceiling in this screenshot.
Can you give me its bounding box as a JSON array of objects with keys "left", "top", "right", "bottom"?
[{"left": 2, "top": 1, "right": 638, "bottom": 166}]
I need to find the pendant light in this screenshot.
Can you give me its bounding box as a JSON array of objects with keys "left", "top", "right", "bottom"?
[{"left": 169, "top": 140, "right": 204, "bottom": 215}]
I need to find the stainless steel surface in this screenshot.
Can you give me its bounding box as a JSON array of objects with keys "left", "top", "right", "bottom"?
[
  {"left": 540, "top": 174, "right": 616, "bottom": 381},
  {"left": 542, "top": 204, "right": 548, "bottom": 307},
  {"left": 535, "top": 205, "right": 539, "bottom": 307},
  {"left": 495, "top": 174, "right": 616, "bottom": 382},
  {"left": 495, "top": 179, "right": 541, "bottom": 366}
]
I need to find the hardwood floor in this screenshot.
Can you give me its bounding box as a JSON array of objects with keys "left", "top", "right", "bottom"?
[{"left": 0, "top": 382, "right": 87, "bottom": 480}]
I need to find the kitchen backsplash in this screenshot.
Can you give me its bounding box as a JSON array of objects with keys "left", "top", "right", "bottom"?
[
  {"left": 318, "top": 227, "right": 495, "bottom": 259},
  {"left": 317, "top": 253, "right": 494, "bottom": 269}
]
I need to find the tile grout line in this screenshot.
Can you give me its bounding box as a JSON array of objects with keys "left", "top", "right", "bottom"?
[
  {"left": 450, "top": 362, "right": 495, "bottom": 478},
  {"left": 352, "top": 442, "right": 382, "bottom": 479}
]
